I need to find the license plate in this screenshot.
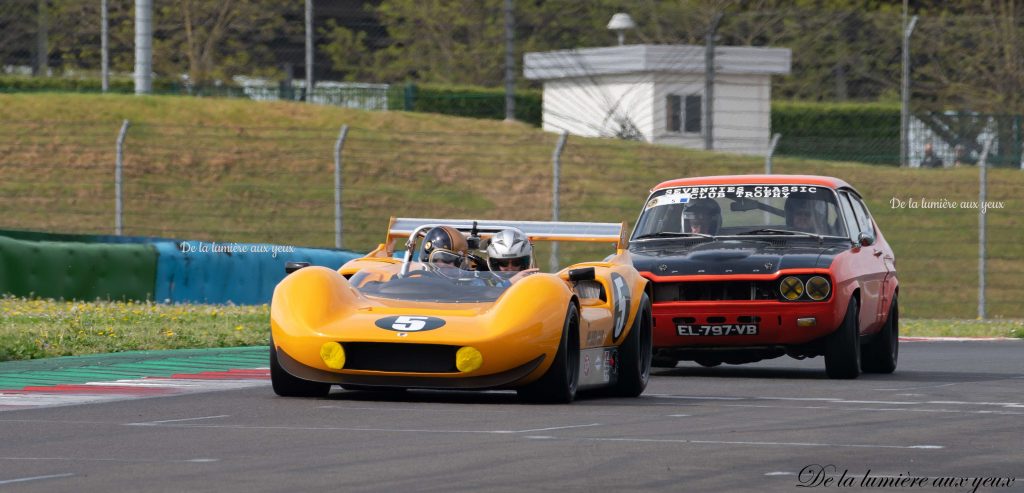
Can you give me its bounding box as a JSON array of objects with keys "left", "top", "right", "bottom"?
[{"left": 677, "top": 324, "right": 759, "bottom": 336}]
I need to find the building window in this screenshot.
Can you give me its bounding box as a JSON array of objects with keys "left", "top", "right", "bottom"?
[
  {"left": 684, "top": 94, "right": 702, "bottom": 133},
  {"left": 666, "top": 95, "right": 682, "bottom": 132}
]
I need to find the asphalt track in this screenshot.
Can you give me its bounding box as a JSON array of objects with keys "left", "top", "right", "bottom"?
[{"left": 0, "top": 341, "right": 1021, "bottom": 493}]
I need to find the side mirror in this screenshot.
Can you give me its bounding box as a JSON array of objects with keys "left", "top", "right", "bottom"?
[
  {"left": 568, "top": 267, "right": 596, "bottom": 282},
  {"left": 285, "top": 261, "right": 310, "bottom": 274},
  {"left": 857, "top": 232, "right": 875, "bottom": 247}
]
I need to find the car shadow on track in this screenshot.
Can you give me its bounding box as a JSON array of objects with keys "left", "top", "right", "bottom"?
[
  {"left": 323, "top": 388, "right": 522, "bottom": 405},
  {"left": 320, "top": 388, "right": 628, "bottom": 405},
  {"left": 652, "top": 365, "right": 826, "bottom": 380},
  {"left": 652, "top": 366, "right": 1017, "bottom": 384}
]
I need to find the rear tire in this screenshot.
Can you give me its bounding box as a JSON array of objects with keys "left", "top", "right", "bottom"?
[
  {"left": 862, "top": 297, "right": 899, "bottom": 374},
  {"left": 518, "top": 303, "right": 580, "bottom": 404},
  {"left": 270, "top": 337, "right": 332, "bottom": 397},
  {"left": 825, "top": 297, "right": 861, "bottom": 379},
  {"left": 609, "top": 294, "right": 653, "bottom": 397}
]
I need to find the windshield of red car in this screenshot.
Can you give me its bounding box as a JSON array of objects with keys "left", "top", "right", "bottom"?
[{"left": 631, "top": 184, "right": 848, "bottom": 239}]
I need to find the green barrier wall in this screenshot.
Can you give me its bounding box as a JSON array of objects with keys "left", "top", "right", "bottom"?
[{"left": 0, "top": 236, "right": 157, "bottom": 301}]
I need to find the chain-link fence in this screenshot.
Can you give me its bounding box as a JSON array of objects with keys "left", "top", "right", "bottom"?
[{"left": 1, "top": 115, "right": 1021, "bottom": 319}]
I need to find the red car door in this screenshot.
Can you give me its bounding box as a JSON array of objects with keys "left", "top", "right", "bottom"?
[{"left": 839, "top": 191, "right": 890, "bottom": 333}]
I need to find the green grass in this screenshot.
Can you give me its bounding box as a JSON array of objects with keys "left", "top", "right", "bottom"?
[
  {"left": 1, "top": 297, "right": 1018, "bottom": 362},
  {"left": 0, "top": 93, "right": 1022, "bottom": 319},
  {"left": 0, "top": 297, "right": 268, "bottom": 361},
  {"left": 901, "top": 319, "right": 1024, "bottom": 339}
]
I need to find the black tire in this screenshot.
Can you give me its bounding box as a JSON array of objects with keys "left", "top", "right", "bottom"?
[
  {"left": 270, "top": 337, "right": 332, "bottom": 397},
  {"left": 862, "top": 297, "right": 899, "bottom": 374},
  {"left": 518, "top": 303, "right": 580, "bottom": 404},
  {"left": 825, "top": 297, "right": 861, "bottom": 379},
  {"left": 609, "top": 294, "right": 653, "bottom": 397}
]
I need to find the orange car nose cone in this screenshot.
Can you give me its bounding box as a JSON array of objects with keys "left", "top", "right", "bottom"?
[{"left": 320, "top": 342, "right": 346, "bottom": 370}]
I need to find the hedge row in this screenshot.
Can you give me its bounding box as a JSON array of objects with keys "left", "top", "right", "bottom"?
[
  {"left": 0, "top": 75, "right": 180, "bottom": 93},
  {"left": 771, "top": 101, "right": 901, "bottom": 165},
  {"left": 405, "top": 84, "right": 543, "bottom": 126}
]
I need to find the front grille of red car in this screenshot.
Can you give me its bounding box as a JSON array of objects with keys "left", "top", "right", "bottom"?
[
  {"left": 653, "top": 281, "right": 778, "bottom": 302},
  {"left": 343, "top": 343, "right": 459, "bottom": 373}
]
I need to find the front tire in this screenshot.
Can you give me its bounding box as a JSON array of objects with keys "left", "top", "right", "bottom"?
[
  {"left": 270, "top": 337, "right": 332, "bottom": 397},
  {"left": 518, "top": 303, "right": 580, "bottom": 404},
  {"left": 825, "top": 297, "right": 861, "bottom": 379},
  {"left": 610, "top": 294, "right": 653, "bottom": 397},
  {"left": 862, "top": 297, "right": 899, "bottom": 374}
]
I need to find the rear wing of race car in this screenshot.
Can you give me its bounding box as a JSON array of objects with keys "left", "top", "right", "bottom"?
[{"left": 384, "top": 217, "right": 627, "bottom": 253}]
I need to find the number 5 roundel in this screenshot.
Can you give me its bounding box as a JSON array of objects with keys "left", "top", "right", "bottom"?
[{"left": 375, "top": 315, "right": 446, "bottom": 332}]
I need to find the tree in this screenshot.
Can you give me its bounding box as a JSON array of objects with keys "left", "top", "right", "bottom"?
[
  {"left": 153, "top": 0, "right": 300, "bottom": 85},
  {"left": 914, "top": 0, "right": 1024, "bottom": 113},
  {"left": 0, "top": 0, "right": 41, "bottom": 71}
]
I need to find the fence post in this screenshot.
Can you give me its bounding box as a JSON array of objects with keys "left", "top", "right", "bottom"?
[
  {"left": 503, "top": 0, "right": 515, "bottom": 122},
  {"left": 101, "top": 0, "right": 109, "bottom": 92},
  {"left": 765, "top": 133, "right": 781, "bottom": 174},
  {"left": 977, "top": 136, "right": 993, "bottom": 319},
  {"left": 304, "top": 0, "right": 314, "bottom": 103},
  {"left": 900, "top": 14, "right": 918, "bottom": 167},
  {"left": 550, "top": 131, "right": 568, "bottom": 272},
  {"left": 704, "top": 12, "right": 723, "bottom": 151},
  {"left": 133, "top": 0, "right": 152, "bottom": 94},
  {"left": 404, "top": 83, "right": 416, "bottom": 111},
  {"left": 334, "top": 125, "right": 349, "bottom": 249},
  {"left": 115, "top": 119, "right": 130, "bottom": 235}
]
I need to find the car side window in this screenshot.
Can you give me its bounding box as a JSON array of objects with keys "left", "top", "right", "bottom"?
[
  {"left": 837, "top": 192, "right": 861, "bottom": 241},
  {"left": 848, "top": 194, "right": 875, "bottom": 237}
]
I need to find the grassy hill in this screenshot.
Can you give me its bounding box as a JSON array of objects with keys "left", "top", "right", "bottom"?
[{"left": 0, "top": 93, "right": 1021, "bottom": 319}]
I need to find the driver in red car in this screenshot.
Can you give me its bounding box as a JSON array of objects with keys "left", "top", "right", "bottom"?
[
  {"left": 684, "top": 199, "right": 721, "bottom": 235},
  {"left": 785, "top": 192, "right": 829, "bottom": 234}
]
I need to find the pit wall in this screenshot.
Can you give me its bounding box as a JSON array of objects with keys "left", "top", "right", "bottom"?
[{"left": 0, "top": 230, "right": 361, "bottom": 305}]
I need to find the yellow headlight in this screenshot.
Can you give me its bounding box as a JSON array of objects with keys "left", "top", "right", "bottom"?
[
  {"left": 456, "top": 346, "right": 483, "bottom": 373},
  {"left": 806, "top": 276, "right": 831, "bottom": 301},
  {"left": 320, "top": 342, "right": 346, "bottom": 370},
  {"left": 780, "top": 276, "right": 804, "bottom": 301}
]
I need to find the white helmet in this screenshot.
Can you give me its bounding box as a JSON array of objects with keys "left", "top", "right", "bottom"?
[{"left": 486, "top": 228, "right": 533, "bottom": 271}]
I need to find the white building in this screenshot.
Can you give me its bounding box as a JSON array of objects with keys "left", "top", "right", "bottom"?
[{"left": 524, "top": 44, "right": 791, "bottom": 155}]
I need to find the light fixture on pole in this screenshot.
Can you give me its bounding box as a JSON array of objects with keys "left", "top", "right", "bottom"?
[{"left": 607, "top": 13, "right": 636, "bottom": 46}]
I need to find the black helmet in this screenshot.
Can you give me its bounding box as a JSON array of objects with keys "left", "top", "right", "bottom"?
[
  {"left": 419, "top": 226, "right": 469, "bottom": 268},
  {"left": 683, "top": 199, "right": 721, "bottom": 235}
]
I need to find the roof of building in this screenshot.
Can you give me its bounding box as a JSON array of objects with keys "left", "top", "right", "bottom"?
[{"left": 524, "top": 44, "right": 791, "bottom": 80}]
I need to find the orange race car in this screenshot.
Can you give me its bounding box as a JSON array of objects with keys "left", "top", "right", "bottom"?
[
  {"left": 629, "top": 175, "right": 899, "bottom": 379},
  {"left": 270, "top": 218, "right": 652, "bottom": 403}
]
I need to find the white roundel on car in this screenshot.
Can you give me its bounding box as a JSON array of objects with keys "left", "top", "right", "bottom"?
[
  {"left": 610, "top": 273, "right": 631, "bottom": 340},
  {"left": 374, "top": 315, "right": 446, "bottom": 332}
]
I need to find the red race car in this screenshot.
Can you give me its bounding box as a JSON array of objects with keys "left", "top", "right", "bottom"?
[{"left": 629, "top": 175, "right": 898, "bottom": 379}]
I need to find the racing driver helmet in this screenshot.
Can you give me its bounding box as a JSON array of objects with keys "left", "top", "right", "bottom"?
[
  {"left": 486, "top": 228, "right": 533, "bottom": 271},
  {"left": 420, "top": 226, "right": 470, "bottom": 269},
  {"left": 683, "top": 199, "right": 721, "bottom": 235}
]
